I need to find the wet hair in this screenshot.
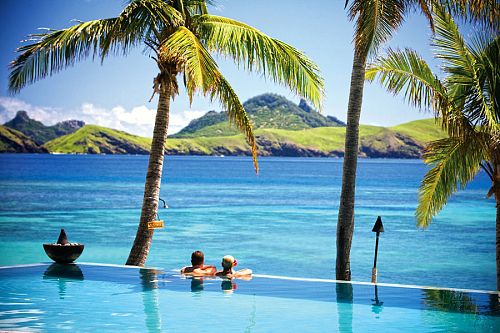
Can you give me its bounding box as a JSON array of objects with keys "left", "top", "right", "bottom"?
[
  {"left": 191, "top": 250, "right": 204, "bottom": 266},
  {"left": 221, "top": 255, "right": 235, "bottom": 270}
]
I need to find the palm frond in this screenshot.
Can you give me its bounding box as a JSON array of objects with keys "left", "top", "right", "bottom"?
[
  {"left": 432, "top": 4, "right": 498, "bottom": 131},
  {"left": 417, "top": 135, "right": 487, "bottom": 227},
  {"left": 467, "top": 34, "right": 500, "bottom": 124},
  {"left": 432, "top": 4, "right": 474, "bottom": 72},
  {"left": 159, "top": 26, "right": 258, "bottom": 172},
  {"left": 417, "top": 0, "right": 435, "bottom": 32},
  {"left": 9, "top": 0, "right": 183, "bottom": 93},
  {"left": 208, "top": 76, "right": 259, "bottom": 173},
  {"left": 347, "top": 0, "right": 406, "bottom": 58},
  {"left": 366, "top": 48, "right": 448, "bottom": 114},
  {"left": 9, "top": 19, "right": 118, "bottom": 93},
  {"left": 171, "top": 0, "right": 186, "bottom": 18},
  {"left": 193, "top": 15, "right": 324, "bottom": 111},
  {"left": 183, "top": 0, "right": 213, "bottom": 15},
  {"left": 160, "top": 26, "right": 220, "bottom": 102},
  {"left": 437, "top": 0, "right": 500, "bottom": 31},
  {"left": 102, "top": 0, "right": 184, "bottom": 57}
]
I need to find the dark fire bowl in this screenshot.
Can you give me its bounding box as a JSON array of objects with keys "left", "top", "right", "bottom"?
[{"left": 43, "top": 244, "right": 84, "bottom": 263}]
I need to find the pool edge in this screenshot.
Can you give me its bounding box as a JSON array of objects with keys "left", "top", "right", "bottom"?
[{"left": 1, "top": 262, "right": 498, "bottom": 295}]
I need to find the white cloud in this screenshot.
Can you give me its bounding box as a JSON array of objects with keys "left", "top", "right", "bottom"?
[
  {"left": 0, "top": 97, "right": 62, "bottom": 125},
  {"left": 169, "top": 110, "right": 206, "bottom": 134},
  {"left": 0, "top": 97, "right": 207, "bottom": 137}
]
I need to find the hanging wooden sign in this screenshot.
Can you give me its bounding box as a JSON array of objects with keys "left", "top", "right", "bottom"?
[{"left": 148, "top": 220, "right": 165, "bottom": 229}]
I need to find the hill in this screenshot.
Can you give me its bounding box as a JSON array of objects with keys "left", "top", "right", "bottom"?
[
  {"left": 1, "top": 93, "right": 446, "bottom": 158},
  {"left": 0, "top": 125, "right": 48, "bottom": 153},
  {"left": 391, "top": 118, "right": 444, "bottom": 143},
  {"left": 173, "top": 93, "right": 345, "bottom": 138},
  {"left": 165, "top": 120, "right": 446, "bottom": 158},
  {"left": 43, "top": 119, "right": 445, "bottom": 158},
  {"left": 4, "top": 111, "right": 84, "bottom": 144},
  {"left": 44, "top": 125, "right": 151, "bottom": 154}
]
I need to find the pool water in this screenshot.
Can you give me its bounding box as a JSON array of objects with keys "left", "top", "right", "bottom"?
[
  {"left": 0, "top": 155, "right": 497, "bottom": 290},
  {"left": 1, "top": 263, "right": 499, "bottom": 332}
]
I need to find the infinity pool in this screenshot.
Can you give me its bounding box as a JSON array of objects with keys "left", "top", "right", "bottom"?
[{"left": 0, "top": 263, "right": 499, "bottom": 332}]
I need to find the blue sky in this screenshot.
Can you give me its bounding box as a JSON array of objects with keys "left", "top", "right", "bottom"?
[{"left": 0, "top": 0, "right": 441, "bottom": 136}]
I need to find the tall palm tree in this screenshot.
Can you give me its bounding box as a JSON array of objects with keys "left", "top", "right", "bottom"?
[
  {"left": 8, "top": 0, "right": 324, "bottom": 266},
  {"left": 366, "top": 5, "right": 499, "bottom": 288},
  {"left": 337, "top": 0, "right": 499, "bottom": 281}
]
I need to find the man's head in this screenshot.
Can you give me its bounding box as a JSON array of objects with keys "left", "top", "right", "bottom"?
[
  {"left": 221, "top": 255, "right": 237, "bottom": 270},
  {"left": 191, "top": 250, "right": 204, "bottom": 266}
]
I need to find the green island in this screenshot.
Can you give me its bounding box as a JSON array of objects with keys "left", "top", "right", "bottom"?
[{"left": 1, "top": 94, "right": 445, "bottom": 158}]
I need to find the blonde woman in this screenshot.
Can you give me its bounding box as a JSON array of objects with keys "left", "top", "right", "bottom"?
[{"left": 215, "top": 255, "right": 252, "bottom": 279}]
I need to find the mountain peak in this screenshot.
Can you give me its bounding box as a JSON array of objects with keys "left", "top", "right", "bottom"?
[
  {"left": 298, "top": 99, "right": 315, "bottom": 113},
  {"left": 14, "top": 110, "right": 30, "bottom": 120},
  {"left": 173, "top": 93, "right": 345, "bottom": 138},
  {"left": 55, "top": 119, "right": 86, "bottom": 131},
  {"left": 4, "top": 110, "right": 45, "bottom": 131},
  {"left": 4, "top": 111, "right": 85, "bottom": 145},
  {"left": 243, "top": 93, "right": 295, "bottom": 112}
]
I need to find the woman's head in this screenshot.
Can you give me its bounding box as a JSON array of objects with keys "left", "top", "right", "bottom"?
[{"left": 221, "top": 255, "right": 237, "bottom": 270}]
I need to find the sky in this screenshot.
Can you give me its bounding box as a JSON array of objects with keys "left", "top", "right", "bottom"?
[{"left": 0, "top": 0, "right": 449, "bottom": 136}]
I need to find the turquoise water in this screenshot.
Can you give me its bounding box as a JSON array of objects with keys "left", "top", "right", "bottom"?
[
  {"left": 0, "top": 154, "right": 496, "bottom": 289},
  {"left": 1, "top": 264, "right": 499, "bottom": 332}
]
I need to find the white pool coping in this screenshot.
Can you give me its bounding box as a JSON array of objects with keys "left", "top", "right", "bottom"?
[
  {"left": 1, "top": 262, "right": 499, "bottom": 295},
  {"left": 253, "top": 274, "right": 500, "bottom": 295},
  {"left": 0, "top": 262, "right": 159, "bottom": 270},
  {"left": 0, "top": 263, "right": 49, "bottom": 269}
]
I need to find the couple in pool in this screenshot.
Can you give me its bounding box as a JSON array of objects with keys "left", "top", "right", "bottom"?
[{"left": 180, "top": 250, "right": 252, "bottom": 278}]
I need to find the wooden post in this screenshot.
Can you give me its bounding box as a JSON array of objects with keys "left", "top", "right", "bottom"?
[
  {"left": 371, "top": 232, "right": 380, "bottom": 283},
  {"left": 371, "top": 216, "right": 384, "bottom": 284}
]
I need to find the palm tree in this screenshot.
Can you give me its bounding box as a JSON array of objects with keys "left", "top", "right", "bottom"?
[
  {"left": 337, "top": 0, "right": 499, "bottom": 281},
  {"left": 366, "top": 5, "right": 499, "bottom": 288},
  {"left": 8, "top": 0, "right": 324, "bottom": 266}
]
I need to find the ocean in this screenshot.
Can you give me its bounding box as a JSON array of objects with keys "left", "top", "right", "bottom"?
[{"left": 0, "top": 154, "right": 495, "bottom": 290}]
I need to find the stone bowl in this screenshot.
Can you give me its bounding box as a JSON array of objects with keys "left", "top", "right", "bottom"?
[{"left": 43, "top": 244, "right": 84, "bottom": 263}]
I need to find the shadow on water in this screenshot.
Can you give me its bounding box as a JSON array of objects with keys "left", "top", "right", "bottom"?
[
  {"left": 42, "top": 264, "right": 164, "bottom": 332},
  {"left": 185, "top": 276, "right": 238, "bottom": 294},
  {"left": 43, "top": 263, "right": 84, "bottom": 299},
  {"left": 424, "top": 289, "right": 500, "bottom": 316},
  {"left": 336, "top": 283, "right": 353, "bottom": 333},
  {"left": 489, "top": 294, "right": 500, "bottom": 314},
  {"left": 371, "top": 285, "right": 384, "bottom": 315},
  {"left": 139, "top": 269, "right": 163, "bottom": 333},
  {"left": 221, "top": 279, "right": 238, "bottom": 293},
  {"left": 190, "top": 277, "right": 205, "bottom": 293}
]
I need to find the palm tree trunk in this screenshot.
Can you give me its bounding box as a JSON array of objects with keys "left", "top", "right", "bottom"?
[
  {"left": 126, "top": 89, "right": 170, "bottom": 266},
  {"left": 336, "top": 49, "right": 367, "bottom": 280},
  {"left": 496, "top": 199, "right": 500, "bottom": 290},
  {"left": 493, "top": 157, "right": 500, "bottom": 291}
]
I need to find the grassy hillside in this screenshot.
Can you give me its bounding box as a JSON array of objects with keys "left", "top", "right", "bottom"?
[
  {"left": 43, "top": 119, "right": 446, "bottom": 158},
  {"left": 4, "top": 95, "right": 446, "bottom": 158},
  {"left": 0, "top": 125, "right": 48, "bottom": 153},
  {"left": 390, "top": 118, "right": 445, "bottom": 142},
  {"left": 166, "top": 120, "right": 446, "bottom": 158},
  {"left": 175, "top": 122, "right": 239, "bottom": 138},
  {"left": 44, "top": 125, "right": 151, "bottom": 154}
]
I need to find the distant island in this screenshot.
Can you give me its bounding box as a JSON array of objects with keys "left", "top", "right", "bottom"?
[{"left": 0, "top": 93, "right": 445, "bottom": 158}]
